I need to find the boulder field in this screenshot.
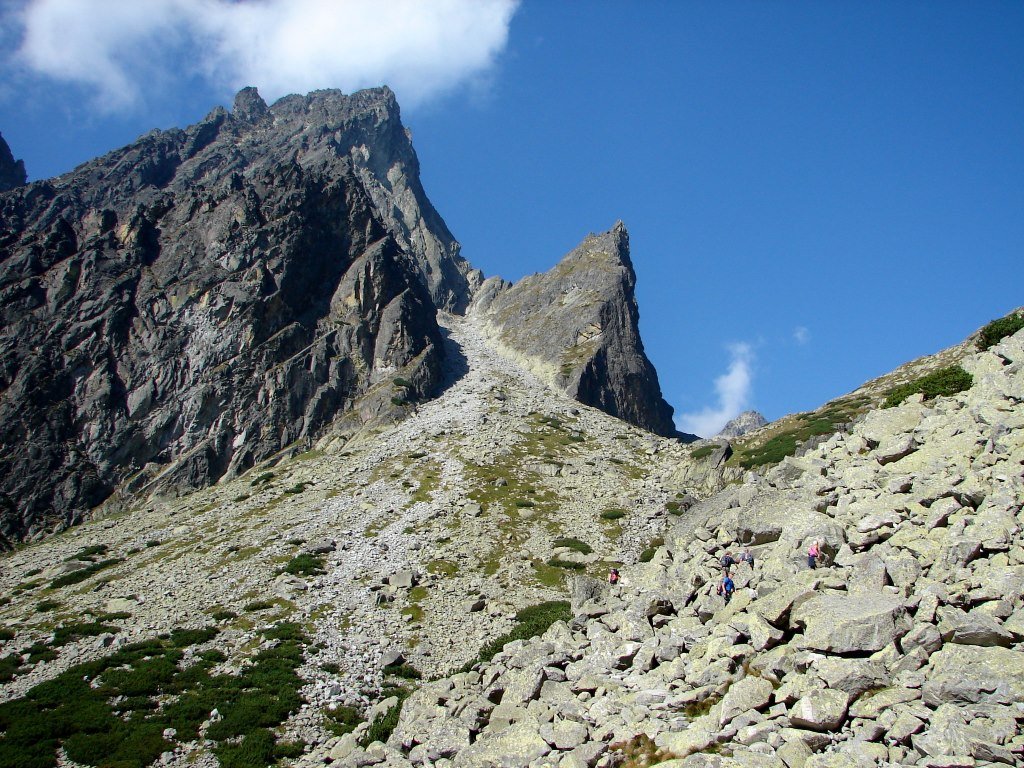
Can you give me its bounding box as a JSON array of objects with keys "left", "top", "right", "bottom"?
[{"left": 318, "top": 327, "right": 1024, "bottom": 767}]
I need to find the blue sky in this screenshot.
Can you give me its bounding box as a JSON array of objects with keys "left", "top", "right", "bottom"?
[{"left": 1, "top": 1, "right": 1021, "bottom": 437}]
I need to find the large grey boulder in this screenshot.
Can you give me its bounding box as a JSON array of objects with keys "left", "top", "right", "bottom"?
[
  {"left": 792, "top": 592, "right": 910, "bottom": 653},
  {"left": 922, "top": 645, "right": 1024, "bottom": 705}
]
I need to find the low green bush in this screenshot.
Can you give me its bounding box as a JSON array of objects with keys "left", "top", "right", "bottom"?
[
  {"left": 243, "top": 599, "right": 275, "bottom": 612},
  {"left": 325, "top": 704, "right": 363, "bottom": 736},
  {"left": 210, "top": 609, "right": 238, "bottom": 622},
  {"left": 689, "top": 445, "right": 716, "bottom": 460},
  {"left": 665, "top": 501, "right": 682, "bottom": 515},
  {"left": 0, "top": 622, "right": 306, "bottom": 768},
  {"left": 68, "top": 544, "right": 109, "bottom": 562},
  {"left": 384, "top": 662, "right": 421, "bottom": 680},
  {"left": 978, "top": 312, "right": 1024, "bottom": 351},
  {"left": 552, "top": 537, "right": 592, "bottom": 555},
  {"left": 546, "top": 558, "right": 585, "bottom": 571},
  {"left": 461, "top": 601, "right": 571, "bottom": 672},
  {"left": 393, "top": 377, "right": 413, "bottom": 388},
  {"left": 600, "top": 508, "right": 626, "bottom": 520},
  {"left": 35, "top": 600, "right": 60, "bottom": 613},
  {"left": 49, "top": 558, "right": 124, "bottom": 589},
  {"left": 281, "top": 553, "right": 325, "bottom": 577},
  {"left": 0, "top": 629, "right": 14, "bottom": 642},
  {"left": 53, "top": 622, "right": 118, "bottom": 647},
  {"left": 883, "top": 365, "right": 974, "bottom": 408}
]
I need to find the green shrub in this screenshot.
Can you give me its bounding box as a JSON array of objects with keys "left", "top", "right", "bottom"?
[
  {"left": 393, "top": 377, "right": 413, "bottom": 388},
  {"left": 384, "top": 662, "right": 421, "bottom": 680},
  {"left": 210, "top": 609, "right": 238, "bottom": 622},
  {"left": 145, "top": 540, "right": 162, "bottom": 548},
  {"left": 391, "top": 397, "right": 408, "bottom": 406},
  {"left": 168, "top": 627, "right": 218, "bottom": 648},
  {"left": 978, "top": 312, "right": 1024, "bottom": 351},
  {"left": 49, "top": 558, "right": 124, "bottom": 589},
  {"left": 600, "top": 508, "right": 626, "bottom": 520},
  {"left": 283, "top": 482, "right": 311, "bottom": 494},
  {"left": 359, "top": 688, "right": 412, "bottom": 749},
  {"left": 0, "top": 629, "right": 14, "bottom": 642},
  {"left": 282, "top": 553, "right": 325, "bottom": 577},
  {"left": 35, "top": 600, "right": 60, "bottom": 613},
  {"left": 408, "top": 451, "right": 427, "bottom": 459},
  {"left": 552, "top": 537, "right": 592, "bottom": 555},
  {"left": 665, "top": 501, "right": 682, "bottom": 515},
  {"left": 883, "top": 365, "right": 974, "bottom": 408},
  {"left": 320, "top": 662, "right": 341, "bottom": 675},
  {"left": 68, "top": 544, "right": 109, "bottom": 561},
  {"left": 461, "top": 601, "right": 571, "bottom": 672},
  {"left": 690, "top": 444, "right": 716, "bottom": 460},
  {"left": 250, "top": 472, "right": 274, "bottom": 486},
  {"left": 515, "top": 500, "right": 535, "bottom": 508},
  {"left": 213, "top": 728, "right": 276, "bottom": 768},
  {"left": 324, "top": 704, "right": 363, "bottom": 736},
  {"left": 546, "top": 558, "right": 585, "bottom": 571},
  {"left": 53, "top": 622, "right": 118, "bottom": 646},
  {"left": 25, "top": 568, "right": 42, "bottom": 577},
  {"left": 639, "top": 536, "right": 665, "bottom": 563},
  {"left": 243, "top": 600, "right": 275, "bottom": 612}
]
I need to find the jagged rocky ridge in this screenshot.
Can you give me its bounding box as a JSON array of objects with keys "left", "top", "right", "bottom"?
[
  {"left": 471, "top": 223, "right": 678, "bottom": 437},
  {"left": 0, "top": 87, "right": 466, "bottom": 544},
  {"left": 0, "top": 132, "right": 26, "bottom": 193},
  {"left": 0, "top": 90, "right": 681, "bottom": 545},
  {"left": 331, "top": 325, "right": 1024, "bottom": 767}
]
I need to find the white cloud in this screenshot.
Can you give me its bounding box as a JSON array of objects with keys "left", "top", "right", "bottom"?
[
  {"left": 9, "top": 0, "right": 519, "bottom": 111},
  {"left": 677, "top": 343, "right": 755, "bottom": 438},
  {"left": 793, "top": 325, "right": 810, "bottom": 345}
]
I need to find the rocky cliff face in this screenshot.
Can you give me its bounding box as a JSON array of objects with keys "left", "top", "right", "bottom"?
[
  {"left": 0, "top": 132, "right": 26, "bottom": 192},
  {"left": 0, "top": 87, "right": 458, "bottom": 545},
  {"left": 471, "top": 222, "right": 677, "bottom": 436}
]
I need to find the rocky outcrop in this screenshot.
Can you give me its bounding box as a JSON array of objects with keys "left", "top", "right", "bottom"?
[
  {"left": 716, "top": 409, "right": 767, "bottom": 439},
  {"left": 353, "top": 326, "right": 1024, "bottom": 767},
  {"left": 0, "top": 87, "right": 456, "bottom": 545},
  {"left": 0, "top": 132, "right": 26, "bottom": 192},
  {"left": 471, "top": 222, "right": 677, "bottom": 436}
]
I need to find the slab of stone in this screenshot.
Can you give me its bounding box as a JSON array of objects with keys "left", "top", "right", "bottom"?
[
  {"left": 788, "top": 689, "right": 849, "bottom": 732},
  {"left": 793, "top": 592, "right": 909, "bottom": 653},
  {"left": 719, "top": 675, "right": 774, "bottom": 726},
  {"left": 922, "top": 645, "right": 1024, "bottom": 705}
]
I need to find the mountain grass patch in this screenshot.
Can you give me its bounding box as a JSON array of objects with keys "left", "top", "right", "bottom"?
[{"left": 883, "top": 365, "right": 973, "bottom": 408}]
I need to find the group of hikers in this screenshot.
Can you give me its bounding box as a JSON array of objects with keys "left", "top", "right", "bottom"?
[
  {"left": 715, "top": 539, "right": 823, "bottom": 604},
  {"left": 606, "top": 538, "right": 823, "bottom": 607}
]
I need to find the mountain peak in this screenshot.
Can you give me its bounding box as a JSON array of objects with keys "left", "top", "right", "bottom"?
[
  {"left": 715, "top": 409, "right": 768, "bottom": 439},
  {"left": 471, "top": 223, "right": 675, "bottom": 436},
  {"left": 231, "top": 86, "right": 270, "bottom": 124},
  {"left": 0, "top": 131, "right": 27, "bottom": 191}
]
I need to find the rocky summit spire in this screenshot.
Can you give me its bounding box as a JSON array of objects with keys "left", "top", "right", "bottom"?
[
  {"left": 231, "top": 86, "right": 271, "bottom": 124},
  {"left": 0, "top": 131, "right": 26, "bottom": 191},
  {"left": 470, "top": 222, "right": 677, "bottom": 436}
]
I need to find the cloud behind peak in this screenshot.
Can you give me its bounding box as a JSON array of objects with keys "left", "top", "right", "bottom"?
[{"left": 10, "top": 0, "right": 519, "bottom": 111}]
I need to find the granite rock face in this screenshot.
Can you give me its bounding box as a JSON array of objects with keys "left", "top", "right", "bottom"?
[
  {"left": 0, "top": 87, "right": 458, "bottom": 545},
  {"left": 716, "top": 409, "right": 767, "bottom": 439},
  {"left": 470, "top": 222, "right": 676, "bottom": 436},
  {"left": 0, "top": 132, "right": 26, "bottom": 192}
]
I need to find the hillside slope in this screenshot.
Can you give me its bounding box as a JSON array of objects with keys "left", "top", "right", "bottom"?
[{"left": 349, "top": 325, "right": 1024, "bottom": 767}]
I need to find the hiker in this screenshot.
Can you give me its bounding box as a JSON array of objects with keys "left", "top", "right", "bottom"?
[
  {"left": 720, "top": 551, "right": 735, "bottom": 575},
  {"left": 739, "top": 548, "right": 754, "bottom": 568},
  {"left": 608, "top": 568, "right": 620, "bottom": 585},
  {"left": 808, "top": 540, "right": 820, "bottom": 569},
  {"left": 717, "top": 575, "right": 735, "bottom": 604}
]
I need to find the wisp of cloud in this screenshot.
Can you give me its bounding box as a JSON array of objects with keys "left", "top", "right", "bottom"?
[
  {"left": 9, "top": 0, "right": 519, "bottom": 111},
  {"left": 677, "top": 343, "right": 754, "bottom": 438}
]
